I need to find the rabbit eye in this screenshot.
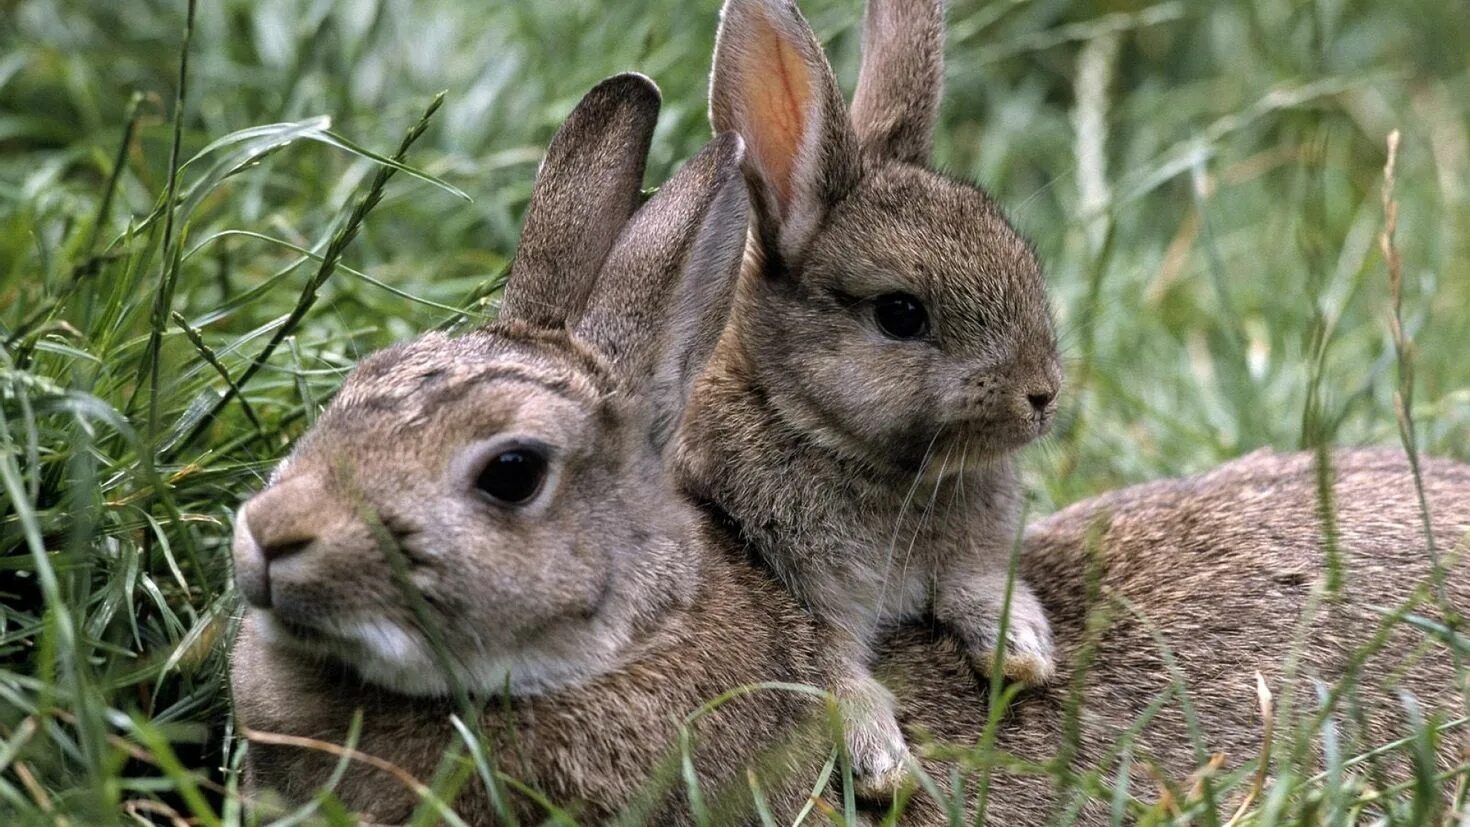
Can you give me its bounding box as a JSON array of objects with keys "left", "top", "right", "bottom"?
[
  {"left": 475, "top": 449, "right": 548, "bottom": 506},
  {"left": 873, "top": 292, "right": 929, "bottom": 340}
]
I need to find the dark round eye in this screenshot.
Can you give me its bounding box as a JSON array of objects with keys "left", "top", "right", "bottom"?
[
  {"left": 873, "top": 292, "right": 929, "bottom": 340},
  {"left": 475, "top": 449, "right": 548, "bottom": 505}
]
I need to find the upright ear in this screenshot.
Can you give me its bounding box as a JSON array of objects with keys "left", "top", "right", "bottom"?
[
  {"left": 575, "top": 133, "right": 748, "bottom": 447},
  {"left": 709, "top": 0, "right": 861, "bottom": 267},
  {"left": 500, "top": 73, "right": 661, "bottom": 330},
  {"left": 850, "top": 0, "right": 945, "bottom": 164}
]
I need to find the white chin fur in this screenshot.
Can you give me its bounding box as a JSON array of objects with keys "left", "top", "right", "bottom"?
[{"left": 252, "top": 609, "right": 622, "bottom": 698}]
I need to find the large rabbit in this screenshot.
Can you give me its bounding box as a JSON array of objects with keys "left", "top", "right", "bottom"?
[
  {"left": 230, "top": 74, "right": 831, "bottom": 824},
  {"left": 675, "top": 0, "right": 1060, "bottom": 793},
  {"left": 236, "top": 431, "right": 1470, "bottom": 823}
]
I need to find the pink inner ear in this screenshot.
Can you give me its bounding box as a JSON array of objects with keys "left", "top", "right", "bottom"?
[{"left": 738, "top": 13, "right": 813, "bottom": 212}]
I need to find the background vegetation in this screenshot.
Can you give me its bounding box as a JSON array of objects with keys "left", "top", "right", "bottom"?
[{"left": 1, "top": 0, "right": 1467, "bottom": 822}]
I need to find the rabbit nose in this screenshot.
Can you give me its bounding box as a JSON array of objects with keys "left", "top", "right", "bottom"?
[
  {"left": 1027, "top": 391, "right": 1054, "bottom": 413},
  {"left": 232, "top": 476, "right": 329, "bottom": 608},
  {"left": 254, "top": 529, "right": 312, "bottom": 563},
  {"left": 232, "top": 508, "right": 275, "bottom": 609}
]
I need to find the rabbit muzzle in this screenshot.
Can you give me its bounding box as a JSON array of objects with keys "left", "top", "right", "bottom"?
[
  {"left": 937, "top": 359, "right": 1060, "bottom": 454},
  {"left": 231, "top": 474, "right": 358, "bottom": 613}
]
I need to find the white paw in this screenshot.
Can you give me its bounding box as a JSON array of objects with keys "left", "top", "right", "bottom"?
[
  {"left": 840, "top": 681, "right": 912, "bottom": 800},
  {"left": 972, "top": 590, "right": 1056, "bottom": 686}
]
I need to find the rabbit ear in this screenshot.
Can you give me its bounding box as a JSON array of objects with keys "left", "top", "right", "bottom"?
[
  {"left": 500, "top": 74, "right": 661, "bottom": 330},
  {"left": 576, "top": 133, "right": 748, "bottom": 438},
  {"left": 709, "top": 0, "right": 861, "bottom": 269},
  {"left": 850, "top": 0, "right": 945, "bottom": 164},
  {"left": 644, "top": 141, "right": 751, "bottom": 452}
]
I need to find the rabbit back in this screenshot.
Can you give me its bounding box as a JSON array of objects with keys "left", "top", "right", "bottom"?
[{"left": 882, "top": 448, "right": 1470, "bottom": 823}]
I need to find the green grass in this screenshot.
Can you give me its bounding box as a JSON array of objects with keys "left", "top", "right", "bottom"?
[{"left": 1, "top": 0, "right": 1468, "bottom": 823}]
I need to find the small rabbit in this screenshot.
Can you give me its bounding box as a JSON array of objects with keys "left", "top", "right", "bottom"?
[
  {"left": 675, "top": 0, "right": 1061, "bottom": 794},
  {"left": 230, "top": 74, "right": 829, "bottom": 824}
]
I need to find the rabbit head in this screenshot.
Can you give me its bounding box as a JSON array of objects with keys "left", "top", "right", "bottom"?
[
  {"left": 231, "top": 74, "right": 749, "bottom": 699},
  {"left": 708, "top": 0, "right": 1059, "bottom": 471}
]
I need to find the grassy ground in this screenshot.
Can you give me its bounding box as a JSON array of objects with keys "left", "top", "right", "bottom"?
[{"left": 1, "top": 0, "right": 1468, "bottom": 823}]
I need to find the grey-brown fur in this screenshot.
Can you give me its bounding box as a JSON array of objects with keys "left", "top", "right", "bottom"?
[
  {"left": 498, "top": 76, "right": 655, "bottom": 330},
  {"left": 678, "top": 0, "right": 1061, "bottom": 792},
  {"left": 236, "top": 445, "right": 1470, "bottom": 823}
]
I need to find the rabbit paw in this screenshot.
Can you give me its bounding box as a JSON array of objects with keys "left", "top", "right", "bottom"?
[
  {"left": 969, "top": 589, "right": 1056, "bottom": 687},
  {"left": 841, "top": 682, "right": 912, "bottom": 801}
]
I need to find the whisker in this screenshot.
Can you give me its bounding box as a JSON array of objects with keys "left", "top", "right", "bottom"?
[
  {"left": 876, "top": 427, "right": 946, "bottom": 614},
  {"left": 894, "top": 436, "right": 955, "bottom": 610}
]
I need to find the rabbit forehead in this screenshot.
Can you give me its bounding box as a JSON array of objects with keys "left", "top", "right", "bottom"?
[
  {"left": 301, "top": 332, "right": 612, "bottom": 461},
  {"left": 810, "top": 164, "right": 1051, "bottom": 343},
  {"left": 342, "top": 327, "right": 611, "bottom": 394}
]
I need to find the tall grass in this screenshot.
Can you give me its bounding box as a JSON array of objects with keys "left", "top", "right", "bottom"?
[{"left": 2, "top": 0, "right": 1468, "bottom": 822}]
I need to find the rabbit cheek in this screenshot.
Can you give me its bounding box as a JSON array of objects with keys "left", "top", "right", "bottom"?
[{"left": 842, "top": 355, "right": 949, "bottom": 458}]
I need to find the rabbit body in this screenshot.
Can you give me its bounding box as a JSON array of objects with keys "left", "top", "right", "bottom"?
[{"left": 235, "top": 446, "right": 1470, "bottom": 823}]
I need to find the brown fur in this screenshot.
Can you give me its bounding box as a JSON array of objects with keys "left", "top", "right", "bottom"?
[
  {"left": 233, "top": 534, "right": 827, "bottom": 825},
  {"left": 891, "top": 448, "right": 1470, "bottom": 823},
  {"left": 235, "top": 447, "right": 1470, "bottom": 823},
  {"left": 678, "top": 0, "right": 1061, "bottom": 791}
]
